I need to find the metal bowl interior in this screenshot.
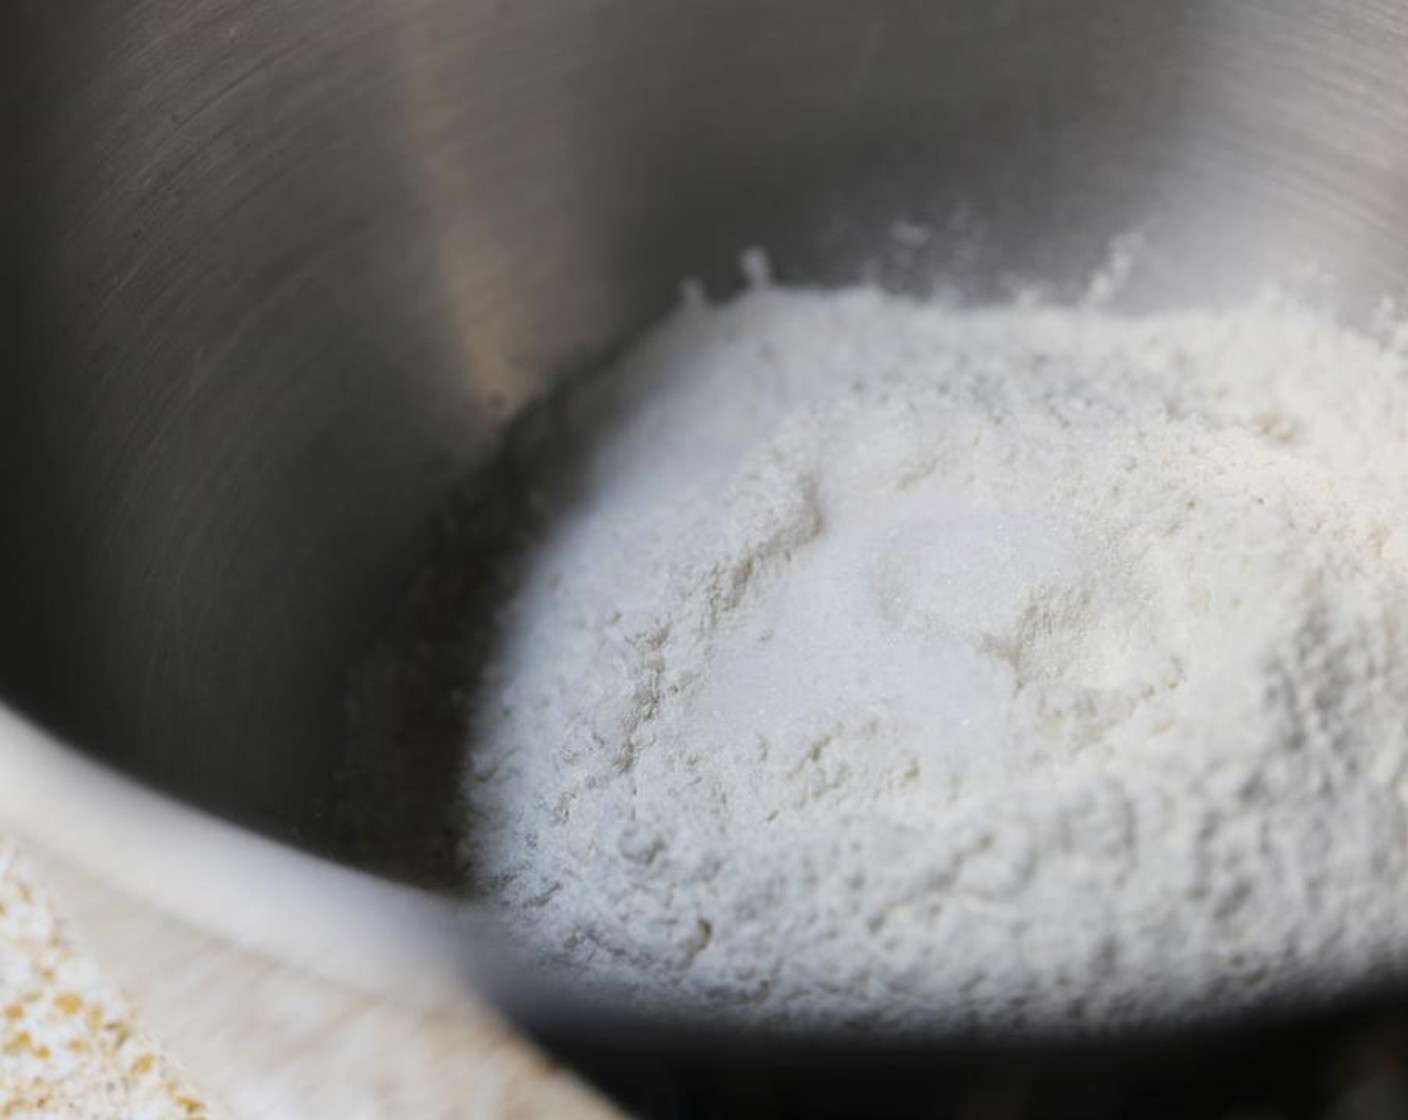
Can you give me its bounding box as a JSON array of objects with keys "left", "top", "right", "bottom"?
[
  {"left": 7, "top": 0, "right": 1408, "bottom": 867},
  {"left": 6, "top": 0, "right": 1408, "bottom": 1101}
]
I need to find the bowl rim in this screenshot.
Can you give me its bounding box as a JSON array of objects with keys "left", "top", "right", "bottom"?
[{"left": 0, "top": 701, "right": 470, "bottom": 1011}]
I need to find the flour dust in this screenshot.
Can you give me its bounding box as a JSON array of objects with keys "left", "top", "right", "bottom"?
[{"left": 462, "top": 273, "right": 1408, "bottom": 1034}]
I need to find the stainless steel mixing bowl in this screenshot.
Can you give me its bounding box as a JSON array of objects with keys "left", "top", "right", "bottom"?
[{"left": 6, "top": 1, "right": 1408, "bottom": 1114}]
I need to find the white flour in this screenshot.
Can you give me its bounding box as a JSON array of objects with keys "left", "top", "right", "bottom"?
[{"left": 465, "top": 281, "right": 1408, "bottom": 1033}]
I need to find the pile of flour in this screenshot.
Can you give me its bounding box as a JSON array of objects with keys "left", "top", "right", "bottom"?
[{"left": 464, "top": 279, "right": 1408, "bottom": 1034}]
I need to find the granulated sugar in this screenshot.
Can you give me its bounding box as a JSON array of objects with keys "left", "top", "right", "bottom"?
[{"left": 464, "top": 280, "right": 1408, "bottom": 1033}]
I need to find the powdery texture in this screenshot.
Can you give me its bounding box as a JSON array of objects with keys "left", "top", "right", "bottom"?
[{"left": 465, "top": 286, "right": 1408, "bottom": 1034}]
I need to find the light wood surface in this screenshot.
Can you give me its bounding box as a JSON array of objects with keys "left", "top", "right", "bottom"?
[
  {"left": 0, "top": 839, "right": 213, "bottom": 1118},
  {"left": 25, "top": 847, "right": 621, "bottom": 1120}
]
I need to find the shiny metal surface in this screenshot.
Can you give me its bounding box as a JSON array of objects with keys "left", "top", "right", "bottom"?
[{"left": 3, "top": 0, "right": 1408, "bottom": 874}]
